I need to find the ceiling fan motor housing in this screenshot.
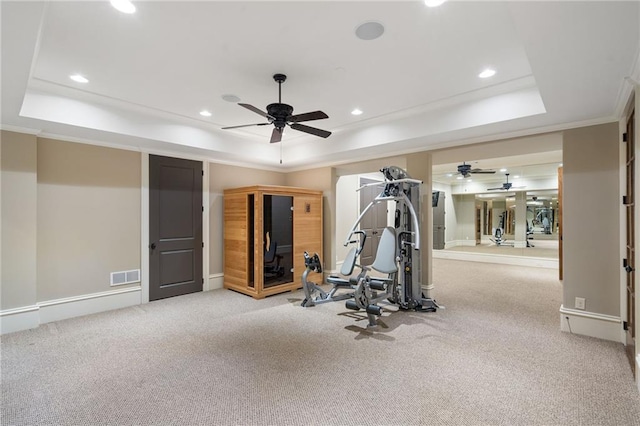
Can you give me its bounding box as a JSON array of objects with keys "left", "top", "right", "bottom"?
[{"left": 266, "top": 103, "right": 294, "bottom": 129}]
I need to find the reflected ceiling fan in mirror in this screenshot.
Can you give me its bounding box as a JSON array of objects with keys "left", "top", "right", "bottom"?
[
  {"left": 221, "top": 74, "right": 331, "bottom": 143},
  {"left": 455, "top": 161, "right": 496, "bottom": 178},
  {"left": 488, "top": 173, "right": 526, "bottom": 191}
]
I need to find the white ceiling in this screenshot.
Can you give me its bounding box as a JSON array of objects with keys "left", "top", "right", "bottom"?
[{"left": 1, "top": 1, "right": 639, "bottom": 171}]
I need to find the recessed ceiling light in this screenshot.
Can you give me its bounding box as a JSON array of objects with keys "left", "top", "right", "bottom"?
[
  {"left": 446, "top": 173, "right": 453, "bottom": 177},
  {"left": 478, "top": 68, "right": 496, "bottom": 79},
  {"left": 500, "top": 168, "right": 507, "bottom": 172},
  {"left": 456, "top": 176, "right": 463, "bottom": 180},
  {"left": 222, "top": 94, "right": 241, "bottom": 103},
  {"left": 513, "top": 175, "right": 520, "bottom": 179},
  {"left": 110, "top": 0, "right": 136, "bottom": 14},
  {"left": 355, "top": 22, "right": 384, "bottom": 41},
  {"left": 69, "top": 74, "right": 89, "bottom": 83},
  {"left": 351, "top": 108, "right": 363, "bottom": 116},
  {"left": 425, "top": 0, "right": 447, "bottom": 7},
  {"left": 199, "top": 110, "right": 212, "bottom": 117}
]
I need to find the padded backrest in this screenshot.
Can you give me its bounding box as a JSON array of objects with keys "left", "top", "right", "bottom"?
[
  {"left": 265, "top": 241, "right": 277, "bottom": 263},
  {"left": 371, "top": 227, "right": 398, "bottom": 274},
  {"left": 340, "top": 247, "right": 358, "bottom": 276}
]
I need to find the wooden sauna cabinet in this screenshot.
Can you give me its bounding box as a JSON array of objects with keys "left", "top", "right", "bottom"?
[{"left": 223, "top": 185, "right": 323, "bottom": 299}]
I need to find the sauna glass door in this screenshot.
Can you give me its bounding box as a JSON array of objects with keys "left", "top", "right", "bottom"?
[{"left": 263, "top": 195, "right": 293, "bottom": 287}]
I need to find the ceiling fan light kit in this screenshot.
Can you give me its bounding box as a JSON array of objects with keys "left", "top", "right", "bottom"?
[{"left": 222, "top": 74, "right": 331, "bottom": 144}]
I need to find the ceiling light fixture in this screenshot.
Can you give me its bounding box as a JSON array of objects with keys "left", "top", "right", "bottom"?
[
  {"left": 200, "top": 110, "right": 212, "bottom": 117},
  {"left": 478, "top": 68, "right": 496, "bottom": 79},
  {"left": 110, "top": 0, "right": 136, "bottom": 14},
  {"left": 351, "top": 108, "right": 363, "bottom": 115},
  {"left": 355, "top": 22, "right": 385, "bottom": 41},
  {"left": 69, "top": 74, "right": 89, "bottom": 83},
  {"left": 500, "top": 168, "right": 507, "bottom": 172},
  {"left": 425, "top": 0, "right": 447, "bottom": 7}
]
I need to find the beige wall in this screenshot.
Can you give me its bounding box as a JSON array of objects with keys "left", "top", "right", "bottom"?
[
  {"left": 37, "top": 138, "right": 141, "bottom": 301},
  {"left": 1, "top": 131, "right": 38, "bottom": 310},
  {"left": 208, "top": 163, "right": 285, "bottom": 274},
  {"left": 563, "top": 123, "right": 620, "bottom": 316},
  {"left": 285, "top": 167, "right": 335, "bottom": 270}
]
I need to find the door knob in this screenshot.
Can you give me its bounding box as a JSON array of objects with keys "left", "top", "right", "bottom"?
[
  {"left": 150, "top": 243, "right": 156, "bottom": 250},
  {"left": 625, "top": 265, "right": 634, "bottom": 273}
]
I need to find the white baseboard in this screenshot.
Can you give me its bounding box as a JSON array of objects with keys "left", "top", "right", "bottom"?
[
  {"left": 432, "top": 249, "right": 559, "bottom": 269},
  {"left": 637, "top": 355, "right": 640, "bottom": 393},
  {"left": 0, "top": 286, "right": 141, "bottom": 335},
  {"left": 208, "top": 273, "right": 224, "bottom": 290},
  {"left": 441, "top": 240, "right": 477, "bottom": 248},
  {"left": 444, "top": 241, "right": 457, "bottom": 249},
  {"left": 559, "top": 305, "right": 623, "bottom": 342},
  {"left": 39, "top": 286, "right": 142, "bottom": 324},
  {"left": 0, "top": 305, "right": 40, "bottom": 334}
]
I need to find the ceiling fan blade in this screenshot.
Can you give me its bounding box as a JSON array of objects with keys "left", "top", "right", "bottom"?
[
  {"left": 288, "top": 110, "right": 328, "bottom": 123},
  {"left": 239, "top": 103, "right": 275, "bottom": 120},
  {"left": 290, "top": 123, "right": 331, "bottom": 138},
  {"left": 487, "top": 188, "right": 504, "bottom": 191},
  {"left": 470, "top": 169, "right": 496, "bottom": 174},
  {"left": 221, "top": 122, "right": 270, "bottom": 130},
  {"left": 270, "top": 127, "right": 283, "bottom": 143}
]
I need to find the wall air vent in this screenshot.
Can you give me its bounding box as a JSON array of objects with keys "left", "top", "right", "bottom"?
[{"left": 110, "top": 269, "right": 141, "bottom": 286}]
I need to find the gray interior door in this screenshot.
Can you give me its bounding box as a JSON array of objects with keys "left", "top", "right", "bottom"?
[
  {"left": 149, "top": 155, "right": 203, "bottom": 301},
  {"left": 359, "top": 178, "right": 387, "bottom": 266}
]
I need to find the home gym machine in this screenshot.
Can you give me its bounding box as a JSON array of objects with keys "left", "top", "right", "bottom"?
[
  {"left": 301, "top": 166, "right": 441, "bottom": 327},
  {"left": 490, "top": 212, "right": 513, "bottom": 246}
]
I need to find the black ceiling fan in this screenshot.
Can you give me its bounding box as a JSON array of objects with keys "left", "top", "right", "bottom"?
[
  {"left": 455, "top": 162, "right": 496, "bottom": 178},
  {"left": 487, "top": 173, "right": 525, "bottom": 191},
  {"left": 221, "top": 74, "right": 331, "bottom": 143}
]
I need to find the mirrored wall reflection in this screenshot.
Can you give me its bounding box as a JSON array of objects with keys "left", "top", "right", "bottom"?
[
  {"left": 527, "top": 190, "right": 559, "bottom": 236},
  {"left": 434, "top": 189, "right": 559, "bottom": 260}
]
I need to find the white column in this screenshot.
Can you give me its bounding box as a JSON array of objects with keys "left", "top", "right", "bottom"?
[{"left": 514, "top": 191, "right": 527, "bottom": 248}]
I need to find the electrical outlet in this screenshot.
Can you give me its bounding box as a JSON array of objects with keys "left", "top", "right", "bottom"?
[{"left": 575, "top": 297, "right": 586, "bottom": 310}]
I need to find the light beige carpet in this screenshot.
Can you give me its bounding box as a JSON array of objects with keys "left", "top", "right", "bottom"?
[{"left": 2, "top": 259, "right": 638, "bottom": 425}]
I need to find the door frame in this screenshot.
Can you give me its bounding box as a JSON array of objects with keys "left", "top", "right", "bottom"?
[
  {"left": 623, "top": 96, "right": 638, "bottom": 380},
  {"left": 140, "top": 152, "right": 209, "bottom": 304}
]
